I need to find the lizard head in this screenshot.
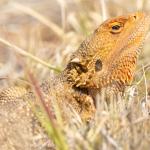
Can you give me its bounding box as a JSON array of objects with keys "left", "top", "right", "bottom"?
[{"left": 66, "top": 12, "right": 150, "bottom": 92}]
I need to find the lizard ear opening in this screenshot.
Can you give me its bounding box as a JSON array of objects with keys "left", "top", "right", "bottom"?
[{"left": 95, "top": 59, "right": 102, "bottom": 71}]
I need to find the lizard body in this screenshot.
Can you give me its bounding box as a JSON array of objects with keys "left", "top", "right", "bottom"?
[{"left": 0, "top": 12, "right": 149, "bottom": 149}]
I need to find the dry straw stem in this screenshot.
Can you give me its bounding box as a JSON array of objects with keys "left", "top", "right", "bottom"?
[
  {"left": 142, "top": 65, "right": 148, "bottom": 102},
  {"left": 101, "top": 129, "right": 122, "bottom": 150},
  {"left": 11, "top": 2, "right": 65, "bottom": 39},
  {"left": 99, "top": 0, "right": 109, "bottom": 21},
  {"left": 27, "top": 71, "right": 69, "bottom": 150},
  {"left": 56, "top": 0, "right": 67, "bottom": 31},
  {"left": 0, "top": 38, "right": 61, "bottom": 72}
]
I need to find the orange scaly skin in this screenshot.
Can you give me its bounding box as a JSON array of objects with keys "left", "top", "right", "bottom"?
[
  {"left": 0, "top": 12, "right": 149, "bottom": 150},
  {"left": 66, "top": 12, "right": 150, "bottom": 95}
]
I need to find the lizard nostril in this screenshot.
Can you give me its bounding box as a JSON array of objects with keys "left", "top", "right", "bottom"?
[{"left": 133, "top": 15, "right": 137, "bottom": 19}]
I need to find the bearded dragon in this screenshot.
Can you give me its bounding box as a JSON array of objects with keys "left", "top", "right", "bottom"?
[{"left": 0, "top": 11, "right": 149, "bottom": 150}]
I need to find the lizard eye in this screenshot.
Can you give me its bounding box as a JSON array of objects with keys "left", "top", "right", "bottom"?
[
  {"left": 110, "top": 22, "right": 123, "bottom": 34},
  {"left": 112, "top": 25, "right": 120, "bottom": 30},
  {"left": 95, "top": 59, "right": 102, "bottom": 71}
]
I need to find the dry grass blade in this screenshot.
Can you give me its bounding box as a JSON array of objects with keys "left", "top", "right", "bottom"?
[
  {"left": 0, "top": 37, "right": 61, "bottom": 72},
  {"left": 99, "top": 0, "right": 109, "bottom": 21},
  {"left": 11, "top": 2, "right": 65, "bottom": 38},
  {"left": 142, "top": 65, "right": 148, "bottom": 101},
  {"left": 27, "top": 71, "right": 55, "bottom": 122},
  {"left": 0, "top": 77, "right": 8, "bottom": 80},
  {"left": 136, "top": 0, "right": 145, "bottom": 10},
  {"left": 27, "top": 70, "right": 69, "bottom": 150},
  {"left": 56, "top": 0, "right": 66, "bottom": 31},
  {"left": 101, "top": 129, "right": 122, "bottom": 150}
]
